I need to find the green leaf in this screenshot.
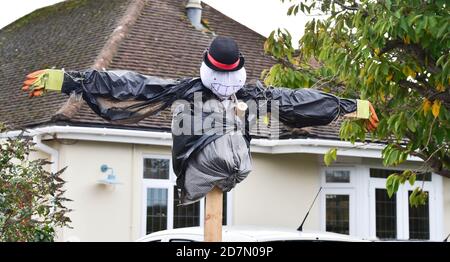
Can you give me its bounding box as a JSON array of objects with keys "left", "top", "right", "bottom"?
[
  {"left": 386, "top": 174, "right": 395, "bottom": 186},
  {"left": 406, "top": 118, "right": 416, "bottom": 132},
  {"left": 408, "top": 173, "right": 416, "bottom": 186},
  {"left": 385, "top": 0, "right": 392, "bottom": 10},
  {"left": 392, "top": 176, "right": 400, "bottom": 195},
  {"left": 287, "top": 4, "right": 296, "bottom": 16},
  {"left": 387, "top": 174, "right": 400, "bottom": 198},
  {"left": 409, "top": 187, "right": 420, "bottom": 207},
  {"left": 293, "top": 4, "right": 299, "bottom": 15},
  {"left": 324, "top": 148, "right": 337, "bottom": 166}
]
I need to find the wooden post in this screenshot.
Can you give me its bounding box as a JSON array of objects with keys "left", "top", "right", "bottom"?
[{"left": 204, "top": 186, "right": 223, "bottom": 242}]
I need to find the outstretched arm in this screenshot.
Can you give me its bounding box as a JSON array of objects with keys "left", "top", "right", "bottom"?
[
  {"left": 237, "top": 84, "right": 379, "bottom": 131},
  {"left": 22, "top": 69, "right": 195, "bottom": 122}
]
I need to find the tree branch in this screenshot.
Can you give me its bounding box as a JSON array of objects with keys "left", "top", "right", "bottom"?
[
  {"left": 380, "top": 39, "right": 440, "bottom": 74},
  {"left": 391, "top": 143, "right": 450, "bottom": 178},
  {"left": 400, "top": 132, "right": 450, "bottom": 178},
  {"left": 334, "top": 0, "right": 359, "bottom": 11},
  {"left": 398, "top": 79, "right": 450, "bottom": 109}
]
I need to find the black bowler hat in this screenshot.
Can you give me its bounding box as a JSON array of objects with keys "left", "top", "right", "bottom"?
[{"left": 203, "top": 36, "right": 245, "bottom": 72}]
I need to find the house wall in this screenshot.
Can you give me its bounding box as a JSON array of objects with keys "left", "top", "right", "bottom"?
[
  {"left": 47, "top": 140, "right": 321, "bottom": 241},
  {"left": 33, "top": 139, "right": 448, "bottom": 241},
  {"left": 56, "top": 140, "right": 134, "bottom": 241},
  {"left": 233, "top": 153, "right": 320, "bottom": 230}
]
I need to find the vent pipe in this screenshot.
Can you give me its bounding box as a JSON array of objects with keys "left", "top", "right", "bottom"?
[{"left": 186, "top": 0, "right": 204, "bottom": 30}]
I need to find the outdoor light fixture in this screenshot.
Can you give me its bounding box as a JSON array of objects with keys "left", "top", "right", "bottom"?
[{"left": 98, "top": 164, "right": 122, "bottom": 185}]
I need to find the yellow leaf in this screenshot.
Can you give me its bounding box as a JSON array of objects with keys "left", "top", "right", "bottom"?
[
  {"left": 380, "top": 89, "right": 386, "bottom": 102},
  {"left": 403, "top": 35, "right": 410, "bottom": 44},
  {"left": 359, "top": 68, "right": 366, "bottom": 77},
  {"left": 367, "top": 75, "right": 374, "bottom": 85},
  {"left": 432, "top": 100, "right": 441, "bottom": 118},
  {"left": 374, "top": 48, "right": 380, "bottom": 56},
  {"left": 386, "top": 73, "right": 393, "bottom": 82},
  {"left": 422, "top": 99, "right": 431, "bottom": 115},
  {"left": 436, "top": 83, "right": 445, "bottom": 92},
  {"left": 402, "top": 66, "right": 416, "bottom": 78}
]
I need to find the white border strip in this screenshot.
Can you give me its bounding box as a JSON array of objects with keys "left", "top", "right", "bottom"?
[{"left": 1, "top": 125, "right": 422, "bottom": 161}]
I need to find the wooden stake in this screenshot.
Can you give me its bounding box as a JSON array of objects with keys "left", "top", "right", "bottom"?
[{"left": 204, "top": 186, "right": 223, "bottom": 242}]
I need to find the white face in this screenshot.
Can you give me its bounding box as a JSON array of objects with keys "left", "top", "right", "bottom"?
[{"left": 200, "top": 62, "right": 246, "bottom": 99}]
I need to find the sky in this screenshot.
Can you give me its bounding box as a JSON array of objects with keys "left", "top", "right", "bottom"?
[{"left": 0, "top": 0, "right": 322, "bottom": 45}]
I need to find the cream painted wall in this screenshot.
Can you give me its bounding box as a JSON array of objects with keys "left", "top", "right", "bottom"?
[
  {"left": 56, "top": 141, "right": 173, "bottom": 241},
  {"left": 53, "top": 139, "right": 322, "bottom": 241},
  {"left": 57, "top": 140, "right": 134, "bottom": 241},
  {"left": 444, "top": 178, "right": 450, "bottom": 236},
  {"left": 32, "top": 139, "right": 448, "bottom": 241},
  {"left": 233, "top": 153, "right": 321, "bottom": 230}
]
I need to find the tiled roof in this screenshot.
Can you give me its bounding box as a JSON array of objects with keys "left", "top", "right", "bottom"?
[
  {"left": 0, "top": 0, "right": 343, "bottom": 140},
  {"left": 0, "top": 0, "right": 131, "bottom": 129}
]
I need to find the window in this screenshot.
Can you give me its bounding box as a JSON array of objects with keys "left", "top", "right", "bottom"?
[
  {"left": 369, "top": 168, "right": 434, "bottom": 240},
  {"left": 173, "top": 186, "right": 200, "bottom": 229},
  {"left": 370, "top": 169, "right": 431, "bottom": 181},
  {"left": 325, "top": 170, "right": 350, "bottom": 183},
  {"left": 375, "top": 189, "right": 397, "bottom": 239},
  {"left": 408, "top": 190, "right": 430, "bottom": 240},
  {"left": 325, "top": 194, "right": 349, "bottom": 234},
  {"left": 321, "top": 168, "right": 355, "bottom": 235},
  {"left": 144, "top": 158, "right": 169, "bottom": 179},
  {"left": 146, "top": 188, "right": 168, "bottom": 234},
  {"left": 142, "top": 156, "right": 230, "bottom": 236}
]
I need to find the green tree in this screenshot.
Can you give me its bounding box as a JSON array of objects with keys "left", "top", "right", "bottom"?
[
  {"left": 0, "top": 123, "right": 71, "bottom": 241},
  {"left": 263, "top": 0, "right": 449, "bottom": 204}
]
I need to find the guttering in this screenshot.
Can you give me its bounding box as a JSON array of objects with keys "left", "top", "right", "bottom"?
[
  {"left": 1, "top": 125, "right": 422, "bottom": 161},
  {"left": 1, "top": 125, "right": 172, "bottom": 146},
  {"left": 33, "top": 135, "right": 59, "bottom": 174},
  {"left": 251, "top": 138, "right": 392, "bottom": 159}
]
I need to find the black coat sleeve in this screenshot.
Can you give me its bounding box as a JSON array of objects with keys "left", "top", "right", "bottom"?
[
  {"left": 60, "top": 69, "right": 197, "bottom": 123},
  {"left": 237, "top": 84, "right": 357, "bottom": 128}
]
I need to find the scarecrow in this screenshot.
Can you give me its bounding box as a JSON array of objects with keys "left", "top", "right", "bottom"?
[{"left": 22, "top": 36, "right": 379, "bottom": 205}]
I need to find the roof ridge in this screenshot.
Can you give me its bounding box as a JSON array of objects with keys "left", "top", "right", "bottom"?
[
  {"left": 53, "top": 0, "right": 147, "bottom": 121},
  {"left": 92, "top": 0, "right": 147, "bottom": 69}
]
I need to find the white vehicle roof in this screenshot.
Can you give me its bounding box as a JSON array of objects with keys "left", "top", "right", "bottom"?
[{"left": 136, "top": 225, "right": 368, "bottom": 242}]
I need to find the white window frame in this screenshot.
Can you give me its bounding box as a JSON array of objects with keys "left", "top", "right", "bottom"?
[
  {"left": 320, "top": 166, "right": 356, "bottom": 236},
  {"left": 321, "top": 166, "right": 356, "bottom": 187},
  {"left": 367, "top": 167, "right": 442, "bottom": 240},
  {"left": 140, "top": 154, "right": 232, "bottom": 237},
  {"left": 320, "top": 188, "right": 356, "bottom": 235},
  {"left": 320, "top": 164, "right": 443, "bottom": 241}
]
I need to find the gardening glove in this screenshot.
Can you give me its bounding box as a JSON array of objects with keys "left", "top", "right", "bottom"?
[
  {"left": 22, "top": 69, "right": 64, "bottom": 97},
  {"left": 345, "top": 100, "right": 379, "bottom": 132}
]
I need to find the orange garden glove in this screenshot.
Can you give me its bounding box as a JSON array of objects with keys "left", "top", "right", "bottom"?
[
  {"left": 367, "top": 102, "right": 379, "bottom": 132},
  {"left": 345, "top": 100, "right": 379, "bottom": 132},
  {"left": 22, "top": 69, "right": 64, "bottom": 97},
  {"left": 356, "top": 100, "right": 379, "bottom": 132}
]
